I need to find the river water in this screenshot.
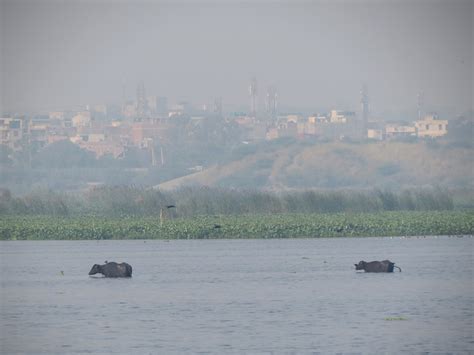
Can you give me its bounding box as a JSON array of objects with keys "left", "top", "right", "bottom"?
[{"left": 1, "top": 236, "right": 473, "bottom": 354}]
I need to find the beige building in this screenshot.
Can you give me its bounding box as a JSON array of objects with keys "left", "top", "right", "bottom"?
[
  {"left": 308, "top": 114, "right": 329, "bottom": 124},
  {"left": 75, "top": 140, "right": 125, "bottom": 158},
  {"left": 267, "top": 119, "right": 308, "bottom": 140},
  {"left": 72, "top": 111, "right": 92, "bottom": 128},
  {"left": 49, "top": 111, "right": 65, "bottom": 120},
  {"left": 385, "top": 123, "right": 417, "bottom": 138},
  {"left": 367, "top": 128, "right": 384, "bottom": 140},
  {"left": 329, "top": 110, "right": 356, "bottom": 123},
  {"left": 415, "top": 115, "right": 448, "bottom": 138}
]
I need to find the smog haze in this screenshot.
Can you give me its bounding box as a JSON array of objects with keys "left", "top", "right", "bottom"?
[{"left": 1, "top": 0, "right": 472, "bottom": 114}]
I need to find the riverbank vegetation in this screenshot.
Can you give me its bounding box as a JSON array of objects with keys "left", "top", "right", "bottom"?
[
  {"left": 1, "top": 211, "right": 472, "bottom": 240},
  {"left": 1, "top": 187, "right": 471, "bottom": 240},
  {"left": 0, "top": 186, "right": 459, "bottom": 217}
]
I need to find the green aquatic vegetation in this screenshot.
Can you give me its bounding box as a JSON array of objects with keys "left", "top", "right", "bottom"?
[{"left": 0, "top": 211, "right": 472, "bottom": 240}]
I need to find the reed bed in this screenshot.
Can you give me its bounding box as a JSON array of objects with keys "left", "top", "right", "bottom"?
[{"left": 0, "top": 186, "right": 456, "bottom": 217}]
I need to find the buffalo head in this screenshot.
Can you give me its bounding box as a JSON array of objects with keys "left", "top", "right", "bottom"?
[
  {"left": 88, "top": 264, "right": 102, "bottom": 275},
  {"left": 354, "top": 261, "right": 366, "bottom": 270}
]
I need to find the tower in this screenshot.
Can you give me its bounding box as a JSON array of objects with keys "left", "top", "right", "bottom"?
[
  {"left": 249, "top": 77, "right": 258, "bottom": 117},
  {"left": 121, "top": 81, "right": 127, "bottom": 112},
  {"left": 360, "top": 84, "right": 369, "bottom": 135},
  {"left": 417, "top": 91, "right": 424, "bottom": 120},
  {"left": 136, "top": 81, "right": 148, "bottom": 121},
  {"left": 213, "top": 97, "right": 223, "bottom": 116},
  {"left": 266, "top": 85, "right": 278, "bottom": 119}
]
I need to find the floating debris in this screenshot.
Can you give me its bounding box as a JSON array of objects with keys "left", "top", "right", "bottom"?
[{"left": 384, "top": 316, "right": 408, "bottom": 321}]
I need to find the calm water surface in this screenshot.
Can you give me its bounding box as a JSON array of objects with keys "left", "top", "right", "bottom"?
[{"left": 1, "top": 236, "right": 473, "bottom": 354}]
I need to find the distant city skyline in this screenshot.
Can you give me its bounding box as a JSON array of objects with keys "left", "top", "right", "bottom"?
[{"left": 1, "top": 1, "right": 472, "bottom": 115}]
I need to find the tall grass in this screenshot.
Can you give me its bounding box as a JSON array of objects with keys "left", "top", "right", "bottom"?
[{"left": 0, "top": 186, "right": 456, "bottom": 217}]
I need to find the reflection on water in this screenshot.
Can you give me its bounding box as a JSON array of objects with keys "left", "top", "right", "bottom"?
[{"left": 1, "top": 236, "right": 473, "bottom": 353}]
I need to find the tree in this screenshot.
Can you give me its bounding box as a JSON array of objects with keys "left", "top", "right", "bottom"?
[
  {"left": 33, "top": 140, "right": 97, "bottom": 168},
  {"left": 0, "top": 145, "right": 14, "bottom": 167},
  {"left": 446, "top": 111, "right": 473, "bottom": 147}
]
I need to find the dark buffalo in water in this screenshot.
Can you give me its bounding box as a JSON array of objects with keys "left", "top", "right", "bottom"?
[
  {"left": 89, "top": 262, "right": 132, "bottom": 278},
  {"left": 355, "top": 260, "right": 401, "bottom": 273}
]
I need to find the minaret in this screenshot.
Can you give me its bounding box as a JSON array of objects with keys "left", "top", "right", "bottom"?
[{"left": 249, "top": 77, "right": 258, "bottom": 118}]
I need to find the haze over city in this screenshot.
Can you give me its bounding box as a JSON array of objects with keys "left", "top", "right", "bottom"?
[
  {"left": 1, "top": 2, "right": 474, "bottom": 354},
  {"left": 1, "top": 0, "right": 472, "bottom": 116}
]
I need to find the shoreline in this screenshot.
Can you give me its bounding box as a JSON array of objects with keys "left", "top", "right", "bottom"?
[{"left": 0, "top": 235, "right": 472, "bottom": 242}]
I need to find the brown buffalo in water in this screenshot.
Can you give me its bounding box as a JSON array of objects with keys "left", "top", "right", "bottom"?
[
  {"left": 89, "top": 262, "right": 132, "bottom": 278},
  {"left": 354, "top": 260, "right": 401, "bottom": 273}
]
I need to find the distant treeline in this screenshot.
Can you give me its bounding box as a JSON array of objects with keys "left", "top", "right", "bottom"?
[{"left": 0, "top": 186, "right": 456, "bottom": 217}]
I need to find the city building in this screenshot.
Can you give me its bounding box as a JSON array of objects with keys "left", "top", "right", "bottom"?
[
  {"left": 131, "top": 122, "right": 172, "bottom": 147},
  {"left": 74, "top": 140, "right": 125, "bottom": 158},
  {"left": 0, "top": 117, "right": 23, "bottom": 151},
  {"left": 49, "top": 111, "right": 65, "bottom": 121},
  {"left": 122, "top": 101, "right": 137, "bottom": 119},
  {"left": 249, "top": 77, "right": 258, "bottom": 118},
  {"left": 385, "top": 123, "right": 417, "bottom": 138},
  {"left": 136, "top": 81, "right": 149, "bottom": 120},
  {"left": 72, "top": 111, "right": 92, "bottom": 128},
  {"left": 414, "top": 114, "right": 448, "bottom": 138},
  {"left": 329, "top": 110, "right": 356, "bottom": 124},
  {"left": 367, "top": 128, "right": 384, "bottom": 140},
  {"left": 266, "top": 86, "right": 277, "bottom": 119}
]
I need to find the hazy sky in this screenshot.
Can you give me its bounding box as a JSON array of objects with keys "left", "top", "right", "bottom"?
[{"left": 1, "top": 0, "right": 472, "bottom": 115}]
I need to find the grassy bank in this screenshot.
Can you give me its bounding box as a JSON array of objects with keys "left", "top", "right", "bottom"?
[{"left": 1, "top": 211, "right": 472, "bottom": 240}]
